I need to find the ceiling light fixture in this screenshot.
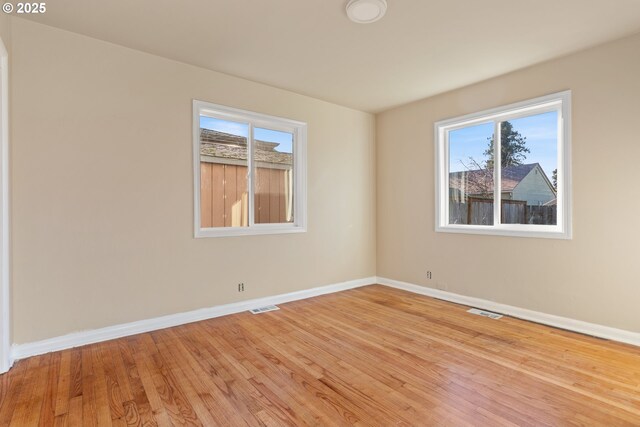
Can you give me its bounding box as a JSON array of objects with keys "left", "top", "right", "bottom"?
[{"left": 346, "top": 0, "right": 387, "bottom": 24}]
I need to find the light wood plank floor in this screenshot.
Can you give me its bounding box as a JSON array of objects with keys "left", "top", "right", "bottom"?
[{"left": 1, "top": 284, "right": 640, "bottom": 426}]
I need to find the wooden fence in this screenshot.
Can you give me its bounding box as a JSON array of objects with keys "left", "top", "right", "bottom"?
[
  {"left": 200, "top": 163, "right": 292, "bottom": 227},
  {"left": 450, "top": 197, "right": 556, "bottom": 225}
]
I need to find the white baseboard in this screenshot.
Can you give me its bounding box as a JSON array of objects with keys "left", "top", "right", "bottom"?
[
  {"left": 377, "top": 276, "right": 640, "bottom": 347},
  {"left": 11, "top": 277, "right": 375, "bottom": 361}
]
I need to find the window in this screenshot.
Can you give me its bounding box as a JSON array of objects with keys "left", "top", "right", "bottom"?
[
  {"left": 193, "top": 100, "right": 307, "bottom": 237},
  {"left": 435, "top": 91, "right": 571, "bottom": 239}
]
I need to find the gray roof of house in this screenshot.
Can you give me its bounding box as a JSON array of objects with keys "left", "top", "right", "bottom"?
[
  {"left": 449, "top": 163, "right": 540, "bottom": 194},
  {"left": 200, "top": 128, "right": 292, "bottom": 165}
]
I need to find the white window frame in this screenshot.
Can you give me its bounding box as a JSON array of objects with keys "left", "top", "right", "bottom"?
[
  {"left": 193, "top": 100, "right": 307, "bottom": 238},
  {"left": 435, "top": 91, "right": 572, "bottom": 239}
]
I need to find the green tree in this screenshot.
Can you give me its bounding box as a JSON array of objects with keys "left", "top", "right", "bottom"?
[
  {"left": 552, "top": 168, "right": 557, "bottom": 190},
  {"left": 484, "top": 121, "right": 530, "bottom": 169}
]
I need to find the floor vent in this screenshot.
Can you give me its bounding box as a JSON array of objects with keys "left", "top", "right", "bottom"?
[
  {"left": 467, "top": 308, "right": 503, "bottom": 319},
  {"left": 249, "top": 305, "right": 280, "bottom": 314}
]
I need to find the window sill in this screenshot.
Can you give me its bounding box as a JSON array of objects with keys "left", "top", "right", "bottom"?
[
  {"left": 195, "top": 225, "right": 307, "bottom": 238},
  {"left": 436, "top": 224, "right": 571, "bottom": 240}
]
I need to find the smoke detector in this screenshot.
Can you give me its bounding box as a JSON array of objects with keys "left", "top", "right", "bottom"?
[{"left": 346, "top": 0, "right": 387, "bottom": 24}]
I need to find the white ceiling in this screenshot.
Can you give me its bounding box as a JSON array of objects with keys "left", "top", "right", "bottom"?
[{"left": 20, "top": 0, "right": 640, "bottom": 112}]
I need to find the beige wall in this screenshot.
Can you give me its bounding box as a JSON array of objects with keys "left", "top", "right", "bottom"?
[
  {"left": 377, "top": 32, "right": 640, "bottom": 332},
  {"left": 10, "top": 19, "right": 376, "bottom": 343},
  {"left": 0, "top": 14, "right": 9, "bottom": 50}
]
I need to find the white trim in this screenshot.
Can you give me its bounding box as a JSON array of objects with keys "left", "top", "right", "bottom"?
[
  {"left": 0, "top": 38, "right": 10, "bottom": 374},
  {"left": 193, "top": 100, "right": 307, "bottom": 238},
  {"left": 10, "top": 277, "right": 375, "bottom": 361},
  {"left": 194, "top": 224, "right": 306, "bottom": 238},
  {"left": 493, "top": 120, "right": 502, "bottom": 227},
  {"left": 377, "top": 277, "right": 640, "bottom": 347},
  {"left": 434, "top": 90, "right": 572, "bottom": 239},
  {"left": 248, "top": 121, "right": 255, "bottom": 227}
]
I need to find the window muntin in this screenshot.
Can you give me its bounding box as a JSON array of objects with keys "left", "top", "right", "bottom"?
[
  {"left": 435, "top": 91, "right": 571, "bottom": 239},
  {"left": 194, "top": 101, "right": 307, "bottom": 237}
]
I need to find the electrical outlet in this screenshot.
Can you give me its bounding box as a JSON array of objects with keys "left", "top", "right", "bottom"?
[
  {"left": 238, "top": 283, "right": 245, "bottom": 292},
  {"left": 426, "top": 271, "right": 432, "bottom": 280}
]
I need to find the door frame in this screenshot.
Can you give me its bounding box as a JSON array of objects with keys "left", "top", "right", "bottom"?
[{"left": 0, "top": 36, "right": 10, "bottom": 374}]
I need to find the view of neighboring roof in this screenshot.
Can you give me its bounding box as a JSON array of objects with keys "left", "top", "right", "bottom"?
[
  {"left": 449, "top": 163, "right": 547, "bottom": 194},
  {"left": 200, "top": 128, "right": 292, "bottom": 165}
]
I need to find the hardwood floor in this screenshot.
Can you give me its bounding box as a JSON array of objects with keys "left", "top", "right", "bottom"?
[{"left": 1, "top": 285, "right": 640, "bottom": 426}]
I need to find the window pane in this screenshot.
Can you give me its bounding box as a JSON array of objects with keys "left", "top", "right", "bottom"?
[
  {"left": 448, "top": 123, "right": 495, "bottom": 225},
  {"left": 199, "top": 116, "right": 249, "bottom": 228},
  {"left": 253, "top": 127, "right": 294, "bottom": 224},
  {"left": 499, "top": 112, "right": 557, "bottom": 225}
]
